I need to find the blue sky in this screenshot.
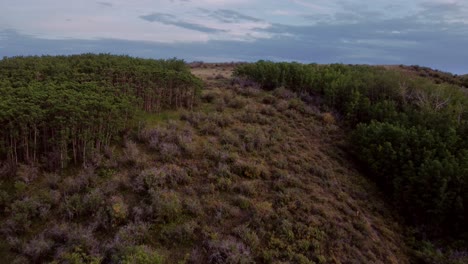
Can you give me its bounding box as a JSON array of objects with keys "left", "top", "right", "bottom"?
[{"left": 1, "top": 0, "right": 467, "bottom": 74}]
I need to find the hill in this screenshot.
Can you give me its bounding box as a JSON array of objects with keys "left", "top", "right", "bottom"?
[
  {"left": 0, "top": 56, "right": 467, "bottom": 263},
  {"left": 383, "top": 64, "right": 468, "bottom": 87}
]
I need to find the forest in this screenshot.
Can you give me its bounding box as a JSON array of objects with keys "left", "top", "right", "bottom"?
[
  {"left": 0, "top": 55, "right": 467, "bottom": 263},
  {"left": 0, "top": 54, "right": 202, "bottom": 169},
  {"left": 234, "top": 61, "right": 468, "bottom": 239}
]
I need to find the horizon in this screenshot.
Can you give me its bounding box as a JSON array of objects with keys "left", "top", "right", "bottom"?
[{"left": 1, "top": 0, "right": 467, "bottom": 74}]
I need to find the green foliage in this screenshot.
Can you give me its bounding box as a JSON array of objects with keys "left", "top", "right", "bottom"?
[
  {"left": 58, "top": 247, "right": 102, "bottom": 264},
  {"left": 0, "top": 54, "right": 202, "bottom": 169},
  {"left": 352, "top": 122, "right": 466, "bottom": 230},
  {"left": 121, "top": 246, "right": 164, "bottom": 264},
  {"left": 234, "top": 61, "right": 468, "bottom": 238}
]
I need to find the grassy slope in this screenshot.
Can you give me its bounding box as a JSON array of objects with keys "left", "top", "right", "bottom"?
[
  {"left": 163, "top": 65, "right": 409, "bottom": 262},
  {"left": 1, "top": 64, "right": 411, "bottom": 263}
]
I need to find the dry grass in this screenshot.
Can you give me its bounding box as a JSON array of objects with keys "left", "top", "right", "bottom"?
[{"left": 1, "top": 64, "right": 411, "bottom": 263}]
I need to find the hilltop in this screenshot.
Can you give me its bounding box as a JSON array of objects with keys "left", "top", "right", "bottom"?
[{"left": 0, "top": 56, "right": 467, "bottom": 263}]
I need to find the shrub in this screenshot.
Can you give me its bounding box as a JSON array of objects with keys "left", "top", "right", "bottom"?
[
  {"left": 236, "top": 128, "right": 269, "bottom": 153},
  {"left": 273, "top": 87, "right": 296, "bottom": 99},
  {"left": 216, "top": 177, "right": 232, "bottom": 191},
  {"left": 133, "top": 168, "right": 164, "bottom": 193},
  {"left": 259, "top": 105, "right": 276, "bottom": 116},
  {"left": 7, "top": 197, "right": 42, "bottom": 232},
  {"left": 184, "top": 198, "right": 204, "bottom": 217},
  {"left": 220, "top": 130, "right": 242, "bottom": 148},
  {"left": 198, "top": 121, "right": 222, "bottom": 136},
  {"left": 232, "top": 181, "right": 256, "bottom": 197},
  {"left": 159, "top": 142, "right": 182, "bottom": 161},
  {"left": 203, "top": 237, "right": 253, "bottom": 264},
  {"left": 133, "top": 165, "right": 190, "bottom": 194},
  {"left": 44, "top": 172, "right": 61, "bottom": 190},
  {"left": 108, "top": 196, "right": 129, "bottom": 226},
  {"left": 202, "top": 92, "right": 217, "bottom": 103},
  {"left": 253, "top": 201, "right": 274, "bottom": 219},
  {"left": 121, "top": 245, "right": 164, "bottom": 264},
  {"left": 322, "top": 112, "right": 336, "bottom": 125},
  {"left": 60, "top": 194, "right": 86, "bottom": 220},
  {"left": 0, "top": 189, "right": 10, "bottom": 212},
  {"left": 22, "top": 235, "right": 54, "bottom": 262},
  {"left": 112, "top": 222, "right": 150, "bottom": 248},
  {"left": 215, "top": 74, "right": 225, "bottom": 80},
  {"left": 14, "top": 181, "right": 27, "bottom": 195},
  {"left": 60, "top": 168, "right": 94, "bottom": 195},
  {"left": 121, "top": 140, "right": 140, "bottom": 166},
  {"left": 233, "top": 195, "right": 251, "bottom": 210},
  {"left": 159, "top": 221, "right": 197, "bottom": 245},
  {"left": 164, "top": 164, "right": 191, "bottom": 186},
  {"left": 235, "top": 86, "right": 261, "bottom": 98},
  {"left": 233, "top": 225, "right": 260, "bottom": 250},
  {"left": 0, "top": 161, "right": 16, "bottom": 178},
  {"left": 227, "top": 97, "right": 247, "bottom": 109},
  {"left": 83, "top": 189, "right": 106, "bottom": 215},
  {"left": 232, "top": 160, "right": 268, "bottom": 179},
  {"left": 57, "top": 246, "right": 103, "bottom": 264},
  {"left": 230, "top": 77, "right": 258, "bottom": 88},
  {"left": 16, "top": 164, "right": 39, "bottom": 184},
  {"left": 261, "top": 94, "right": 277, "bottom": 105},
  {"left": 274, "top": 100, "right": 290, "bottom": 112},
  {"left": 149, "top": 190, "right": 183, "bottom": 223},
  {"left": 288, "top": 98, "right": 306, "bottom": 112}
]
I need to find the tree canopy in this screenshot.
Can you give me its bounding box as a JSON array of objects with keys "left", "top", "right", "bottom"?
[{"left": 0, "top": 54, "right": 202, "bottom": 169}]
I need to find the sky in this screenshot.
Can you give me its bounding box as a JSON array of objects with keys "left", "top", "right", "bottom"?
[{"left": 0, "top": 0, "right": 467, "bottom": 74}]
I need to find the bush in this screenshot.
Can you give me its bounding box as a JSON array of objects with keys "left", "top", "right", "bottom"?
[
  {"left": 202, "top": 92, "right": 217, "bottom": 103},
  {"left": 121, "top": 245, "right": 163, "bottom": 264},
  {"left": 60, "top": 193, "right": 87, "bottom": 220},
  {"left": 0, "top": 161, "right": 16, "bottom": 178},
  {"left": 108, "top": 196, "right": 129, "bottom": 226},
  {"left": 133, "top": 165, "right": 190, "bottom": 194},
  {"left": 322, "top": 112, "right": 336, "bottom": 125},
  {"left": 57, "top": 246, "right": 102, "bottom": 264},
  {"left": 16, "top": 164, "right": 39, "bottom": 183},
  {"left": 227, "top": 97, "right": 247, "bottom": 109},
  {"left": 22, "top": 235, "right": 54, "bottom": 262},
  {"left": 111, "top": 222, "right": 150, "bottom": 249},
  {"left": 203, "top": 237, "right": 253, "bottom": 264},
  {"left": 0, "top": 189, "right": 10, "bottom": 212},
  {"left": 7, "top": 197, "right": 43, "bottom": 232},
  {"left": 159, "top": 221, "right": 197, "bottom": 245},
  {"left": 149, "top": 190, "right": 183, "bottom": 223},
  {"left": 232, "top": 160, "right": 269, "bottom": 179},
  {"left": 121, "top": 140, "right": 140, "bottom": 166}
]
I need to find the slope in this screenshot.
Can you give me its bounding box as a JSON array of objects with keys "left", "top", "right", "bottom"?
[{"left": 1, "top": 63, "right": 411, "bottom": 263}]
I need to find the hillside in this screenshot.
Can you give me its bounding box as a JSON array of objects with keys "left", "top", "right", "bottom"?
[
  {"left": 382, "top": 65, "right": 468, "bottom": 88},
  {"left": 0, "top": 56, "right": 466, "bottom": 263}
]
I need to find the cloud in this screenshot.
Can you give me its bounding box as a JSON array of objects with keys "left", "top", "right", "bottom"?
[
  {"left": 0, "top": 0, "right": 467, "bottom": 73},
  {"left": 97, "top": 2, "right": 113, "bottom": 8},
  {"left": 2, "top": 27, "right": 467, "bottom": 74},
  {"left": 140, "top": 13, "right": 224, "bottom": 33},
  {"left": 202, "top": 9, "right": 261, "bottom": 23}
]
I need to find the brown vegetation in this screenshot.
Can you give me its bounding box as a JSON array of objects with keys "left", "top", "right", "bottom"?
[{"left": 0, "top": 63, "right": 420, "bottom": 263}]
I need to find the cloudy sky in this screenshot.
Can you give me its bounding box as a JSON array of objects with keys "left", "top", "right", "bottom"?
[{"left": 1, "top": 0, "right": 467, "bottom": 74}]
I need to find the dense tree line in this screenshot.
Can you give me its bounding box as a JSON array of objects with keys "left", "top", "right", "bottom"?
[
  {"left": 0, "top": 54, "right": 202, "bottom": 168},
  {"left": 234, "top": 61, "right": 468, "bottom": 238},
  {"left": 0, "top": 54, "right": 202, "bottom": 111}
]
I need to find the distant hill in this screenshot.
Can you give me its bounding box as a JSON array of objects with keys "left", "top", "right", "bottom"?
[{"left": 384, "top": 64, "right": 468, "bottom": 87}]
